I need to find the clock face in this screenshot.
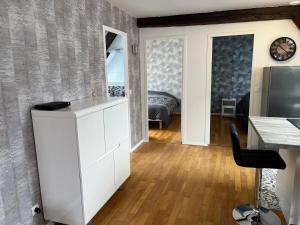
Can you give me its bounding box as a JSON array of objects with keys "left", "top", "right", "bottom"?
[{"left": 270, "top": 37, "right": 297, "bottom": 61}]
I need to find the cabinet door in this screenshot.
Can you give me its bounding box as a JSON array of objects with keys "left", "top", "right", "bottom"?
[
  {"left": 77, "top": 111, "right": 106, "bottom": 169},
  {"left": 81, "top": 152, "right": 115, "bottom": 224},
  {"left": 104, "top": 102, "right": 129, "bottom": 152},
  {"left": 114, "top": 139, "right": 130, "bottom": 188}
]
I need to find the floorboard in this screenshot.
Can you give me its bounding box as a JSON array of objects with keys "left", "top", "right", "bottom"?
[
  {"left": 90, "top": 142, "right": 289, "bottom": 225},
  {"left": 149, "top": 115, "right": 181, "bottom": 144},
  {"left": 90, "top": 116, "right": 287, "bottom": 225},
  {"left": 210, "top": 115, "right": 248, "bottom": 148}
]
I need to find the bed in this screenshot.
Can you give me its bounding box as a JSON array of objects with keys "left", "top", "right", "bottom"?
[{"left": 148, "top": 91, "right": 179, "bottom": 129}]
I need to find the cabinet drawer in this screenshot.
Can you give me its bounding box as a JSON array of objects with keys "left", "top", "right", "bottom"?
[
  {"left": 104, "top": 102, "right": 129, "bottom": 151},
  {"left": 81, "top": 152, "right": 115, "bottom": 224},
  {"left": 114, "top": 139, "right": 130, "bottom": 188},
  {"left": 77, "top": 111, "right": 106, "bottom": 169}
]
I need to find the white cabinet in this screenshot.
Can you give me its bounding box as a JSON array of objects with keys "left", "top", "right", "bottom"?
[
  {"left": 114, "top": 139, "right": 130, "bottom": 188},
  {"left": 81, "top": 152, "right": 115, "bottom": 223},
  {"left": 31, "top": 98, "right": 130, "bottom": 225},
  {"left": 104, "top": 102, "right": 129, "bottom": 151},
  {"left": 77, "top": 110, "right": 106, "bottom": 169}
]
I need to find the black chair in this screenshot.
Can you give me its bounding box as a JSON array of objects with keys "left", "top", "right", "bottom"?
[{"left": 229, "top": 124, "right": 286, "bottom": 225}]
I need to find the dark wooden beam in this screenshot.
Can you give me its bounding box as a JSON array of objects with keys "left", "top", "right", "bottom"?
[
  {"left": 137, "top": 5, "right": 300, "bottom": 29},
  {"left": 293, "top": 16, "right": 300, "bottom": 30}
]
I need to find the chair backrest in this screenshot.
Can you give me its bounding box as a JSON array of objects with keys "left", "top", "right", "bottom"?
[{"left": 229, "top": 123, "right": 242, "bottom": 164}]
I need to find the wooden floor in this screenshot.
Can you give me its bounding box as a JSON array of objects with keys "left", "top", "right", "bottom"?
[
  {"left": 149, "top": 115, "right": 181, "bottom": 144},
  {"left": 91, "top": 142, "right": 286, "bottom": 225},
  {"left": 210, "top": 115, "right": 248, "bottom": 148},
  {"left": 148, "top": 115, "right": 247, "bottom": 147},
  {"left": 90, "top": 115, "right": 287, "bottom": 225}
]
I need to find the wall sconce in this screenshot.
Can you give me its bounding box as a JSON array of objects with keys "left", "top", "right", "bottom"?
[{"left": 132, "top": 44, "right": 138, "bottom": 56}]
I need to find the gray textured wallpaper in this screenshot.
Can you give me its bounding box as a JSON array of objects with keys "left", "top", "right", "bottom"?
[
  {"left": 211, "top": 35, "right": 254, "bottom": 114},
  {"left": 0, "top": 0, "right": 141, "bottom": 224},
  {"left": 146, "top": 38, "right": 183, "bottom": 99}
]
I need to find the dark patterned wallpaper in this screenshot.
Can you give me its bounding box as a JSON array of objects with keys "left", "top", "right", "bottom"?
[
  {"left": 0, "top": 0, "right": 141, "bottom": 224},
  {"left": 211, "top": 35, "right": 254, "bottom": 114}
]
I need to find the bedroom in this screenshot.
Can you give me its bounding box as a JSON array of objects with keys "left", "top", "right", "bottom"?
[
  {"left": 210, "top": 34, "right": 254, "bottom": 148},
  {"left": 146, "top": 37, "right": 184, "bottom": 144}
]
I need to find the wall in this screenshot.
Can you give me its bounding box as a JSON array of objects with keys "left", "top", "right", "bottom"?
[
  {"left": 140, "top": 20, "right": 300, "bottom": 146},
  {"left": 211, "top": 35, "right": 254, "bottom": 114},
  {"left": 146, "top": 38, "right": 183, "bottom": 99},
  {"left": 0, "top": 0, "right": 141, "bottom": 224}
]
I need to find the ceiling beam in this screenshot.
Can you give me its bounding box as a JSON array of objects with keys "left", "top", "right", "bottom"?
[
  {"left": 293, "top": 16, "right": 300, "bottom": 30},
  {"left": 137, "top": 5, "right": 300, "bottom": 29}
]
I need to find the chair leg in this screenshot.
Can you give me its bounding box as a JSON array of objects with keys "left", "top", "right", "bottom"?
[
  {"left": 232, "top": 168, "right": 282, "bottom": 225},
  {"left": 253, "top": 168, "right": 263, "bottom": 225},
  {"left": 255, "top": 168, "right": 263, "bottom": 209}
]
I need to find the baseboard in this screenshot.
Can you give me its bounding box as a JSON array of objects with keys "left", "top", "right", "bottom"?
[
  {"left": 210, "top": 113, "right": 244, "bottom": 117},
  {"left": 46, "top": 222, "right": 55, "bottom": 225},
  {"left": 131, "top": 140, "right": 144, "bottom": 152},
  {"left": 182, "top": 140, "right": 208, "bottom": 146},
  {"left": 211, "top": 113, "right": 221, "bottom": 116},
  {"left": 172, "top": 112, "right": 181, "bottom": 115}
]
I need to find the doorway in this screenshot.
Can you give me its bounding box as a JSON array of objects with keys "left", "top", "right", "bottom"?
[
  {"left": 209, "top": 34, "right": 254, "bottom": 148},
  {"left": 145, "top": 37, "right": 184, "bottom": 144}
]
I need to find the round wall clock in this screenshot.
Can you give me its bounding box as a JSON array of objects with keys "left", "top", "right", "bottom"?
[{"left": 270, "top": 37, "right": 297, "bottom": 61}]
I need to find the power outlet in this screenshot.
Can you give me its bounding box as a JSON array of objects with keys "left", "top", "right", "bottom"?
[{"left": 31, "top": 203, "right": 40, "bottom": 216}]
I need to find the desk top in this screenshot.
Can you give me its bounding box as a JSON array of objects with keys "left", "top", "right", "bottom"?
[{"left": 249, "top": 116, "right": 300, "bottom": 149}]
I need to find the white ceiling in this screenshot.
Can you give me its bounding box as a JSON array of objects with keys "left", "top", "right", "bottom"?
[{"left": 107, "top": 0, "right": 292, "bottom": 18}]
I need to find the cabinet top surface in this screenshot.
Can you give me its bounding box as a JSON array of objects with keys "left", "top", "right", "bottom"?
[{"left": 32, "top": 97, "right": 127, "bottom": 118}]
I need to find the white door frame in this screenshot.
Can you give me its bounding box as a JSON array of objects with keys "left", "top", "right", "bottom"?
[
  {"left": 140, "top": 35, "right": 188, "bottom": 143},
  {"left": 102, "top": 25, "right": 132, "bottom": 149},
  {"left": 205, "top": 30, "right": 256, "bottom": 148}
]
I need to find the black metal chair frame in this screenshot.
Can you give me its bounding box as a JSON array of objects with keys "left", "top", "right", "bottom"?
[{"left": 229, "top": 124, "right": 286, "bottom": 225}]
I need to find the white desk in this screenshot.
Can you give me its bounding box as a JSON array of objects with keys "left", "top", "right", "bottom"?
[{"left": 249, "top": 116, "right": 300, "bottom": 225}]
